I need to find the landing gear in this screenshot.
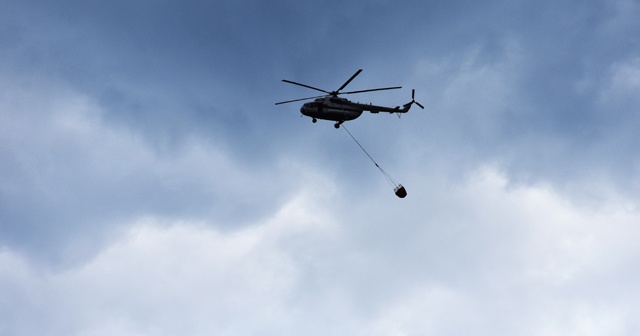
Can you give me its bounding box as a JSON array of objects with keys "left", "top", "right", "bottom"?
[
  {"left": 312, "top": 118, "right": 317, "bottom": 123},
  {"left": 334, "top": 121, "right": 344, "bottom": 129}
]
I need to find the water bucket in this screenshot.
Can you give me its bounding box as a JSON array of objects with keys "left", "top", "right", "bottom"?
[{"left": 394, "top": 185, "right": 407, "bottom": 198}]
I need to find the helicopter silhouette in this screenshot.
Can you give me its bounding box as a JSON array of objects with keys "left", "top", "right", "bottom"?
[{"left": 276, "top": 69, "right": 424, "bottom": 128}]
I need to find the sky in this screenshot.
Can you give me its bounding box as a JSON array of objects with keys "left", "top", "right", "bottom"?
[{"left": 1, "top": 0, "right": 640, "bottom": 335}]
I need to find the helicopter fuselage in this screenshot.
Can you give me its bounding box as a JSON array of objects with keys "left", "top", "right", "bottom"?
[
  {"left": 301, "top": 97, "right": 362, "bottom": 122},
  {"left": 300, "top": 96, "right": 410, "bottom": 126}
]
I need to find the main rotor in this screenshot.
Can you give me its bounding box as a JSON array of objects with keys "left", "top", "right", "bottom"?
[{"left": 275, "top": 69, "right": 402, "bottom": 105}]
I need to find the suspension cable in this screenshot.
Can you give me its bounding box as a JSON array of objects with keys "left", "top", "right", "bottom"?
[{"left": 342, "top": 124, "right": 399, "bottom": 189}]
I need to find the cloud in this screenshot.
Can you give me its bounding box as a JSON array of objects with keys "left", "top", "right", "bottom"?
[
  {"left": 2, "top": 1, "right": 640, "bottom": 335},
  {"left": 0, "top": 75, "right": 306, "bottom": 263},
  {"left": 2, "top": 166, "right": 639, "bottom": 335},
  {"left": 0, "top": 182, "right": 339, "bottom": 336}
]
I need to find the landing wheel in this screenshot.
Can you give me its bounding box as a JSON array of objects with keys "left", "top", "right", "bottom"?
[
  {"left": 334, "top": 123, "right": 341, "bottom": 129},
  {"left": 312, "top": 118, "right": 317, "bottom": 123}
]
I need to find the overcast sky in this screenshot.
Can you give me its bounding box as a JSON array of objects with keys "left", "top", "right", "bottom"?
[{"left": 2, "top": 0, "right": 640, "bottom": 335}]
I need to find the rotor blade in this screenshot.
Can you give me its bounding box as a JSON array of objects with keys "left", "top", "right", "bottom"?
[
  {"left": 415, "top": 101, "right": 425, "bottom": 109},
  {"left": 281, "top": 80, "right": 330, "bottom": 94},
  {"left": 340, "top": 86, "right": 402, "bottom": 95},
  {"left": 336, "top": 69, "right": 363, "bottom": 93},
  {"left": 275, "top": 95, "right": 325, "bottom": 105}
]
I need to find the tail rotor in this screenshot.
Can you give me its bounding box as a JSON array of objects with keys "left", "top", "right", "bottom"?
[{"left": 410, "top": 89, "right": 424, "bottom": 109}]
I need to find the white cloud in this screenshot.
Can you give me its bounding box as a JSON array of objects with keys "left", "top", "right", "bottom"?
[
  {"left": 0, "top": 182, "right": 340, "bottom": 335},
  {"left": 333, "top": 165, "right": 640, "bottom": 335},
  {"left": 4, "top": 165, "right": 638, "bottom": 335}
]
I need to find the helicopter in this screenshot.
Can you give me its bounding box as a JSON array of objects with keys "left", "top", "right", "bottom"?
[{"left": 276, "top": 69, "right": 424, "bottom": 128}]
